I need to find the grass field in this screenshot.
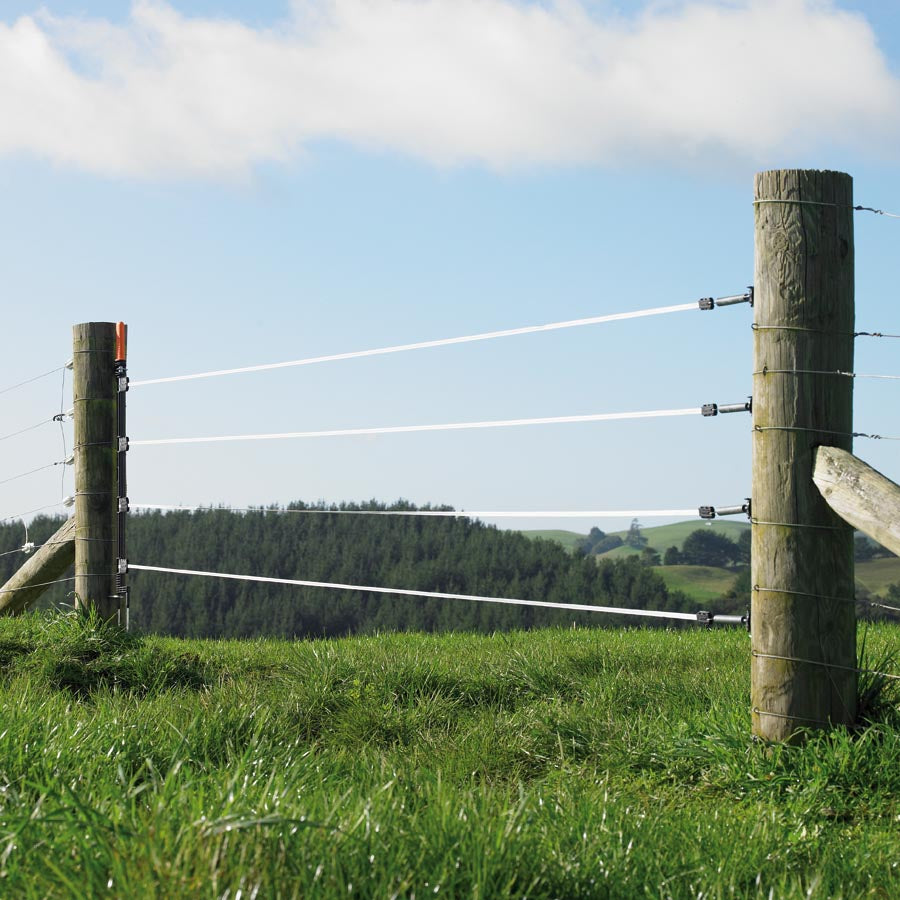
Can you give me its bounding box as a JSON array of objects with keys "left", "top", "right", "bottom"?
[{"left": 0, "top": 613, "right": 899, "bottom": 898}]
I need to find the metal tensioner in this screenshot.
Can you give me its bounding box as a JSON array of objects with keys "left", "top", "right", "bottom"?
[
  {"left": 698, "top": 500, "right": 751, "bottom": 520},
  {"left": 702, "top": 397, "right": 752, "bottom": 417},
  {"left": 698, "top": 287, "right": 754, "bottom": 310}
]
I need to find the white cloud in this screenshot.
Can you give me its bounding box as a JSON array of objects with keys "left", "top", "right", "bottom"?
[{"left": 0, "top": 0, "right": 897, "bottom": 178}]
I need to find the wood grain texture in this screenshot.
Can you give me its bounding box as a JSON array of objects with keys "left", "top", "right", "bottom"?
[
  {"left": 73, "top": 322, "right": 119, "bottom": 620},
  {"left": 813, "top": 447, "right": 900, "bottom": 557},
  {"left": 752, "top": 170, "right": 857, "bottom": 740},
  {"left": 0, "top": 517, "right": 75, "bottom": 615}
]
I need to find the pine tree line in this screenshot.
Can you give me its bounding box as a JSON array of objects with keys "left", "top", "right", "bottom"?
[{"left": 0, "top": 502, "right": 699, "bottom": 638}]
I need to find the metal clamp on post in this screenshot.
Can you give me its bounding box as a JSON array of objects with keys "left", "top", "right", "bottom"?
[
  {"left": 702, "top": 398, "right": 752, "bottom": 417},
  {"left": 117, "top": 558, "right": 128, "bottom": 576},
  {"left": 698, "top": 286, "right": 754, "bottom": 310},
  {"left": 699, "top": 499, "right": 752, "bottom": 519}
]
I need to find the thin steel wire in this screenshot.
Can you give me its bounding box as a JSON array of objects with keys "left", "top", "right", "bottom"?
[
  {"left": 0, "top": 367, "right": 65, "bottom": 398},
  {"left": 130, "top": 563, "right": 705, "bottom": 622},
  {"left": 752, "top": 707, "right": 832, "bottom": 727},
  {"left": 0, "top": 547, "right": 27, "bottom": 559},
  {"left": 131, "top": 407, "right": 702, "bottom": 447},
  {"left": 58, "top": 367, "right": 69, "bottom": 500},
  {"left": 754, "top": 425, "right": 899, "bottom": 441},
  {"left": 751, "top": 518, "right": 851, "bottom": 532},
  {"left": 0, "top": 461, "right": 65, "bottom": 489},
  {"left": 0, "top": 418, "right": 54, "bottom": 444},
  {"left": 754, "top": 368, "right": 900, "bottom": 380},
  {"left": 130, "top": 503, "right": 700, "bottom": 519},
  {"left": 751, "top": 650, "right": 900, "bottom": 682},
  {"left": 130, "top": 301, "right": 707, "bottom": 388},
  {"left": 0, "top": 501, "right": 69, "bottom": 524},
  {"left": 753, "top": 585, "right": 856, "bottom": 605},
  {"left": 753, "top": 199, "right": 900, "bottom": 218},
  {"left": 0, "top": 575, "right": 78, "bottom": 596},
  {"left": 751, "top": 324, "right": 900, "bottom": 339}
]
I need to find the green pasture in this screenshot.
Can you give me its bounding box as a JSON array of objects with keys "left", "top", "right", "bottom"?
[{"left": 0, "top": 613, "right": 898, "bottom": 898}]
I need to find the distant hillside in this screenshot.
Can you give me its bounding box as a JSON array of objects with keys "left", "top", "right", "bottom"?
[
  {"left": 857, "top": 557, "right": 900, "bottom": 598},
  {"left": 521, "top": 519, "right": 750, "bottom": 556},
  {"left": 518, "top": 530, "right": 586, "bottom": 552},
  {"left": 653, "top": 565, "right": 743, "bottom": 604}
]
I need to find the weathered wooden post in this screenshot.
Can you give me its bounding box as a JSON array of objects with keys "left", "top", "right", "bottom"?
[
  {"left": 73, "top": 322, "right": 119, "bottom": 620},
  {"left": 751, "top": 169, "right": 857, "bottom": 740}
]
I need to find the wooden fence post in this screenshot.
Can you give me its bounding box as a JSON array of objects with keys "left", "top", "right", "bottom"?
[
  {"left": 73, "top": 322, "right": 119, "bottom": 620},
  {"left": 751, "top": 169, "right": 857, "bottom": 740}
]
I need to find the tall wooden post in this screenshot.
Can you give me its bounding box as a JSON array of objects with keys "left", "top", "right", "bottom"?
[
  {"left": 751, "top": 169, "right": 857, "bottom": 740},
  {"left": 73, "top": 322, "right": 119, "bottom": 620}
]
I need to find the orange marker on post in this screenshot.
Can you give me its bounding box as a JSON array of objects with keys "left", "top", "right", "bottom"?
[{"left": 116, "top": 322, "right": 128, "bottom": 363}]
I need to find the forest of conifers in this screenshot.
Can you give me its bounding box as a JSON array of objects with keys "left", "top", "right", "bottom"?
[{"left": 0, "top": 502, "right": 717, "bottom": 638}]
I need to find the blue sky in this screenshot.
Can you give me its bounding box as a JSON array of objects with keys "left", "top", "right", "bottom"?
[{"left": 1, "top": 0, "right": 898, "bottom": 539}]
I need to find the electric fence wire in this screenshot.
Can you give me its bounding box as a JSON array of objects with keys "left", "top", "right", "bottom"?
[
  {"left": 0, "top": 460, "right": 70, "bottom": 489},
  {"left": 0, "top": 418, "right": 58, "bottom": 444},
  {"left": 129, "top": 563, "right": 724, "bottom": 624},
  {"left": 57, "top": 367, "right": 70, "bottom": 500},
  {"left": 0, "top": 500, "right": 71, "bottom": 525},
  {"left": 130, "top": 503, "right": 702, "bottom": 519},
  {"left": 0, "top": 534, "right": 107, "bottom": 561},
  {"left": 131, "top": 406, "right": 705, "bottom": 447},
  {"left": 0, "top": 575, "right": 97, "bottom": 597},
  {"left": 130, "top": 299, "right": 731, "bottom": 388},
  {"left": 0, "top": 366, "right": 66, "bottom": 398}
]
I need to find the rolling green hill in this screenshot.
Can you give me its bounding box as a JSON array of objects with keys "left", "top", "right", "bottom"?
[
  {"left": 522, "top": 519, "right": 750, "bottom": 556},
  {"left": 516, "top": 529, "right": 586, "bottom": 551},
  {"left": 652, "top": 565, "right": 742, "bottom": 603},
  {"left": 857, "top": 557, "right": 900, "bottom": 597}
]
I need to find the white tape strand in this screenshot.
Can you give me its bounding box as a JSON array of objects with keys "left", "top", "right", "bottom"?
[
  {"left": 131, "top": 303, "right": 698, "bottom": 387},
  {"left": 130, "top": 563, "right": 699, "bottom": 621},
  {"left": 131, "top": 504, "right": 699, "bottom": 518},
  {"left": 131, "top": 407, "right": 700, "bottom": 447}
]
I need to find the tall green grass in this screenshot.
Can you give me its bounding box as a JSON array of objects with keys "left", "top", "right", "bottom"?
[{"left": 0, "top": 613, "right": 897, "bottom": 898}]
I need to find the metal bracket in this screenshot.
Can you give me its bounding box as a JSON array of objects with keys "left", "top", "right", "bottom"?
[
  {"left": 118, "top": 496, "right": 130, "bottom": 514},
  {"left": 117, "top": 558, "right": 128, "bottom": 575},
  {"left": 117, "top": 376, "right": 129, "bottom": 394},
  {"left": 118, "top": 436, "right": 130, "bottom": 452}
]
